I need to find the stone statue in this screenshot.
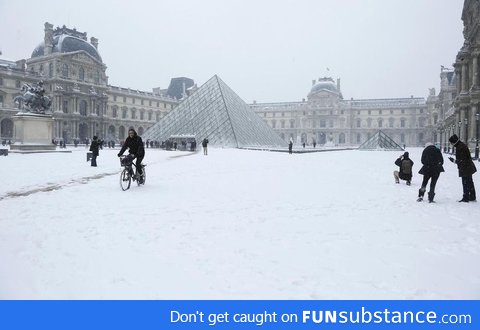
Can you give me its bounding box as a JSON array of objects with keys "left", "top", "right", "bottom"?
[{"left": 13, "top": 81, "right": 52, "bottom": 114}]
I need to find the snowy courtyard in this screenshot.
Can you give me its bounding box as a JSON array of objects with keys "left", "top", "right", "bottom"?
[{"left": 0, "top": 147, "right": 479, "bottom": 299}]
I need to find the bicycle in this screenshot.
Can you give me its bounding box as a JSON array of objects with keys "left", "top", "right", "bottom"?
[{"left": 119, "top": 155, "right": 146, "bottom": 191}]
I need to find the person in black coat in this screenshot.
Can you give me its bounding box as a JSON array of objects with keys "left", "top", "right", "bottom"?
[
  {"left": 89, "top": 136, "right": 101, "bottom": 167},
  {"left": 448, "top": 134, "right": 477, "bottom": 202},
  {"left": 394, "top": 151, "right": 414, "bottom": 185},
  {"left": 202, "top": 138, "right": 209, "bottom": 156},
  {"left": 118, "top": 128, "right": 145, "bottom": 183},
  {"left": 288, "top": 139, "right": 293, "bottom": 154},
  {"left": 417, "top": 143, "right": 444, "bottom": 203}
]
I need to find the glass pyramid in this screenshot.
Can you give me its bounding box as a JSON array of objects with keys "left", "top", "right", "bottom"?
[
  {"left": 358, "top": 130, "right": 404, "bottom": 151},
  {"left": 143, "top": 75, "right": 286, "bottom": 148}
]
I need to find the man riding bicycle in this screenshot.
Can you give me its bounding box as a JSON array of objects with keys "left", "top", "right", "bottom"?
[{"left": 118, "top": 128, "right": 145, "bottom": 184}]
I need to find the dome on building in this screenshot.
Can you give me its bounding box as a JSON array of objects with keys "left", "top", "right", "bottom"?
[
  {"left": 310, "top": 77, "right": 337, "bottom": 93},
  {"left": 31, "top": 26, "right": 102, "bottom": 62}
]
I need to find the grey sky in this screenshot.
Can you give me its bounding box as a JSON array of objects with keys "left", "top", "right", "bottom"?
[{"left": 0, "top": 0, "right": 464, "bottom": 103}]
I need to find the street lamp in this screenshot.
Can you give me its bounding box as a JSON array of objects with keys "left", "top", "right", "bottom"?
[
  {"left": 475, "top": 113, "right": 479, "bottom": 160},
  {"left": 464, "top": 118, "right": 468, "bottom": 144}
]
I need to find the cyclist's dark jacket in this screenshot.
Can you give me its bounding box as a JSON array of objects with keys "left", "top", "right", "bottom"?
[{"left": 119, "top": 134, "right": 145, "bottom": 158}]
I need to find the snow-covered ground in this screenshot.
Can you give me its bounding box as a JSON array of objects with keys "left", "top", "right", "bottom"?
[{"left": 0, "top": 146, "right": 479, "bottom": 299}]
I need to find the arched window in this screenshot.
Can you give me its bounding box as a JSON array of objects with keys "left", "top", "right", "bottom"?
[
  {"left": 79, "top": 100, "right": 87, "bottom": 116},
  {"left": 122, "top": 108, "right": 127, "bottom": 119},
  {"left": 112, "top": 106, "right": 118, "bottom": 118},
  {"left": 389, "top": 118, "right": 395, "bottom": 128},
  {"left": 1, "top": 118, "right": 14, "bottom": 138},
  {"left": 95, "top": 71, "right": 100, "bottom": 84},
  {"left": 62, "top": 64, "right": 69, "bottom": 78},
  {"left": 79, "top": 67, "right": 85, "bottom": 81}
]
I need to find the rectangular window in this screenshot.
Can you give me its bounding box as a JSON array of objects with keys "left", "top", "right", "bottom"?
[
  {"left": 123, "top": 96, "right": 126, "bottom": 103},
  {"left": 0, "top": 77, "right": 3, "bottom": 86},
  {"left": 16, "top": 80, "right": 21, "bottom": 88},
  {"left": 141, "top": 99, "right": 144, "bottom": 105},
  {"left": 149, "top": 100, "right": 152, "bottom": 106},
  {"left": 63, "top": 100, "right": 68, "bottom": 113},
  {"left": 0, "top": 94, "right": 3, "bottom": 106},
  {"left": 132, "top": 98, "right": 135, "bottom": 104},
  {"left": 164, "top": 103, "right": 167, "bottom": 108},
  {"left": 113, "top": 95, "right": 117, "bottom": 102}
]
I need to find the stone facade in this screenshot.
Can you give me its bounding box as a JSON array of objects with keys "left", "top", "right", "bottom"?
[
  {"left": 251, "top": 77, "right": 429, "bottom": 147},
  {"left": 431, "top": 0, "right": 480, "bottom": 153},
  {"left": 0, "top": 23, "right": 178, "bottom": 143}
]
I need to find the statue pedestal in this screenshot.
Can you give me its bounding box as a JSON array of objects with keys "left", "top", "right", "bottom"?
[{"left": 10, "top": 112, "right": 56, "bottom": 152}]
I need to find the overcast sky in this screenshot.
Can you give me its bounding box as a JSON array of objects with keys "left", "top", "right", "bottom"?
[{"left": 0, "top": 0, "right": 464, "bottom": 103}]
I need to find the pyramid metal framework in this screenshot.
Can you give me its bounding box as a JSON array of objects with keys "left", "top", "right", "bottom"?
[
  {"left": 358, "top": 130, "right": 404, "bottom": 150},
  {"left": 143, "top": 75, "right": 286, "bottom": 148}
]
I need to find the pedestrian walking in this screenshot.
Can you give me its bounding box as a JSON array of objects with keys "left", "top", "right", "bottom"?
[
  {"left": 417, "top": 143, "right": 444, "bottom": 203},
  {"left": 202, "top": 138, "right": 209, "bottom": 155}
]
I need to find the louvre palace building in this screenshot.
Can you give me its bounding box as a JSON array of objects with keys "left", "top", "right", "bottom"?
[
  {"left": 427, "top": 0, "right": 480, "bottom": 153},
  {"left": 250, "top": 77, "right": 429, "bottom": 147},
  {"left": 0, "top": 22, "right": 179, "bottom": 144}
]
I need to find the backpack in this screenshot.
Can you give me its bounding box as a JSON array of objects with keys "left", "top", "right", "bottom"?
[{"left": 401, "top": 159, "right": 412, "bottom": 175}]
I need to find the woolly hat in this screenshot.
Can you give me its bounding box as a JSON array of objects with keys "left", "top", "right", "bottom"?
[
  {"left": 403, "top": 152, "right": 409, "bottom": 158},
  {"left": 449, "top": 134, "right": 459, "bottom": 144}
]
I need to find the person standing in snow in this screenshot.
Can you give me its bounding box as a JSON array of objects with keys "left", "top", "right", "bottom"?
[
  {"left": 448, "top": 134, "right": 477, "bottom": 202},
  {"left": 417, "top": 143, "right": 444, "bottom": 203},
  {"left": 89, "top": 136, "right": 101, "bottom": 167},
  {"left": 288, "top": 138, "right": 293, "bottom": 154},
  {"left": 393, "top": 151, "right": 414, "bottom": 185},
  {"left": 202, "top": 138, "right": 209, "bottom": 155}
]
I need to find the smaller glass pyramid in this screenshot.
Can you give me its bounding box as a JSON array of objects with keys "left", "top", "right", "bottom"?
[
  {"left": 358, "top": 130, "right": 404, "bottom": 150},
  {"left": 143, "top": 75, "right": 286, "bottom": 148}
]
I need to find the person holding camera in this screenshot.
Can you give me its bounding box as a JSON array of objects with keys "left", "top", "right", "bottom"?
[
  {"left": 393, "top": 151, "right": 414, "bottom": 185},
  {"left": 118, "top": 128, "right": 145, "bottom": 184},
  {"left": 417, "top": 143, "right": 444, "bottom": 203},
  {"left": 448, "top": 134, "right": 476, "bottom": 202}
]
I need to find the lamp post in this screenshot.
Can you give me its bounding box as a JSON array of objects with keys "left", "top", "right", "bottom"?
[
  {"left": 464, "top": 118, "right": 468, "bottom": 145},
  {"left": 475, "top": 113, "right": 479, "bottom": 160},
  {"left": 444, "top": 126, "right": 448, "bottom": 153}
]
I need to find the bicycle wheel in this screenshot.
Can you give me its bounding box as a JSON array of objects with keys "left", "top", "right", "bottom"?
[{"left": 120, "top": 168, "right": 131, "bottom": 191}]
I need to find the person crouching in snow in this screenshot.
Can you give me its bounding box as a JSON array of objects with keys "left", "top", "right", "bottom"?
[
  {"left": 417, "top": 143, "right": 444, "bottom": 203},
  {"left": 394, "top": 151, "right": 414, "bottom": 185}
]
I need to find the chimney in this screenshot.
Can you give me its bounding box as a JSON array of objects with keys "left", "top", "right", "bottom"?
[
  {"left": 312, "top": 79, "right": 316, "bottom": 86},
  {"left": 337, "top": 78, "right": 341, "bottom": 92},
  {"left": 44, "top": 22, "right": 54, "bottom": 55},
  {"left": 90, "top": 37, "right": 98, "bottom": 49}
]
